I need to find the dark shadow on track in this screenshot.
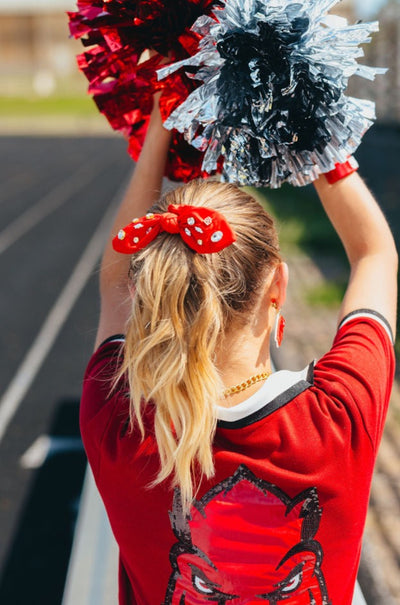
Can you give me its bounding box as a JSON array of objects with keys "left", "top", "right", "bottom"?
[{"left": 0, "top": 399, "right": 86, "bottom": 605}]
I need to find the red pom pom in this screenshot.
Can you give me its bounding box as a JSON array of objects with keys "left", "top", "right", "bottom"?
[{"left": 68, "top": 0, "right": 223, "bottom": 181}]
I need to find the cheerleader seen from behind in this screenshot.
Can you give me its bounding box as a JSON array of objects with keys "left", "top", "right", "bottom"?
[{"left": 81, "top": 99, "right": 397, "bottom": 604}]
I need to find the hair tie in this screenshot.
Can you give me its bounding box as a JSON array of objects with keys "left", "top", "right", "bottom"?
[{"left": 112, "top": 204, "right": 236, "bottom": 255}]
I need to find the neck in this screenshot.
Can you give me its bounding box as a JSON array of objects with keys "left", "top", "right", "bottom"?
[{"left": 215, "top": 323, "right": 272, "bottom": 408}]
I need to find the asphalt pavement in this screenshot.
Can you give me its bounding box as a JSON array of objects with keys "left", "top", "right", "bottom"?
[{"left": 0, "top": 135, "right": 131, "bottom": 604}]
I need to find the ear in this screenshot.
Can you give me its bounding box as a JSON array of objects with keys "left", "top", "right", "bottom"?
[{"left": 269, "top": 262, "right": 289, "bottom": 309}]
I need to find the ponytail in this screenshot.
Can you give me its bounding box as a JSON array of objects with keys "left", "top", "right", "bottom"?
[{"left": 116, "top": 180, "right": 281, "bottom": 511}]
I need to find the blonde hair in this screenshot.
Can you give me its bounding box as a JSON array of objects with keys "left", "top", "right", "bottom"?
[{"left": 117, "top": 180, "right": 281, "bottom": 510}]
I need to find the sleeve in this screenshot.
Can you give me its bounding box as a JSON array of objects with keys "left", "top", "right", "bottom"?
[
  {"left": 80, "top": 336, "right": 127, "bottom": 477},
  {"left": 313, "top": 310, "right": 395, "bottom": 452}
]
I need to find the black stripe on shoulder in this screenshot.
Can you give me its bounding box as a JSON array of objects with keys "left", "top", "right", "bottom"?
[
  {"left": 98, "top": 334, "right": 125, "bottom": 349},
  {"left": 217, "top": 363, "right": 314, "bottom": 430},
  {"left": 338, "top": 309, "right": 394, "bottom": 343},
  {"left": 306, "top": 361, "right": 314, "bottom": 384}
]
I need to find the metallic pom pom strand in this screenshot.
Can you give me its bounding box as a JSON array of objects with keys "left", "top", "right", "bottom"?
[{"left": 158, "top": 0, "right": 387, "bottom": 188}]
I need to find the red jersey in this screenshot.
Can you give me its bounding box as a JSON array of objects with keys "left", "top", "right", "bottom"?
[{"left": 80, "top": 311, "right": 395, "bottom": 605}]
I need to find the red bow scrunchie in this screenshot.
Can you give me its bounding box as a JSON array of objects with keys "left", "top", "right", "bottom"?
[{"left": 112, "top": 204, "right": 236, "bottom": 255}]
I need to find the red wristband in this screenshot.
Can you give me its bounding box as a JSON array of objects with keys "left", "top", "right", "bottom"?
[{"left": 324, "top": 156, "right": 359, "bottom": 184}]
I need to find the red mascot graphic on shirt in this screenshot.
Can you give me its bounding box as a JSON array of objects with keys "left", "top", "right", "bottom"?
[{"left": 164, "top": 465, "right": 330, "bottom": 604}]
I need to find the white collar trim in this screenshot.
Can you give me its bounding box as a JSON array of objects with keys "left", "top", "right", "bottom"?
[{"left": 216, "top": 365, "right": 311, "bottom": 423}]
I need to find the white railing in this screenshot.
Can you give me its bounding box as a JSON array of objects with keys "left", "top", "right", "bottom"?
[{"left": 62, "top": 468, "right": 118, "bottom": 605}]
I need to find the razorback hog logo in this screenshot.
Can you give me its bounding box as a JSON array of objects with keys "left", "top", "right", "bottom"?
[{"left": 164, "top": 465, "right": 330, "bottom": 604}]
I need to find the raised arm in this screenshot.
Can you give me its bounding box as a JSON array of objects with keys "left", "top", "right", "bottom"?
[
  {"left": 313, "top": 171, "right": 398, "bottom": 337},
  {"left": 95, "top": 102, "right": 171, "bottom": 349}
]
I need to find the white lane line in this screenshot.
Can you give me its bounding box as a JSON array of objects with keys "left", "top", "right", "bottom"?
[
  {"left": 0, "top": 162, "right": 101, "bottom": 255},
  {"left": 20, "top": 435, "right": 52, "bottom": 469},
  {"left": 20, "top": 435, "right": 83, "bottom": 469},
  {"left": 0, "top": 179, "right": 127, "bottom": 444}
]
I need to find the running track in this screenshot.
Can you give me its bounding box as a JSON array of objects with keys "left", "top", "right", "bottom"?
[{"left": 0, "top": 135, "right": 131, "bottom": 604}]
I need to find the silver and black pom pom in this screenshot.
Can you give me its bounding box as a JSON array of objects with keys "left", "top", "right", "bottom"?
[{"left": 158, "top": 0, "right": 387, "bottom": 188}]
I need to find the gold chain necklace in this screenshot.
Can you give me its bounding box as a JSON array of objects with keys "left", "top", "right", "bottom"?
[{"left": 223, "top": 371, "right": 271, "bottom": 398}]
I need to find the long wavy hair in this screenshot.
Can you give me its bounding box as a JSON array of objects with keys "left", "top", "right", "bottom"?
[{"left": 116, "top": 180, "right": 281, "bottom": 510}]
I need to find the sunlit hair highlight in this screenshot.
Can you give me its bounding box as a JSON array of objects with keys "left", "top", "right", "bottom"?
[{"left": 116, "top": 180, "right": 281, "bottom": 511}]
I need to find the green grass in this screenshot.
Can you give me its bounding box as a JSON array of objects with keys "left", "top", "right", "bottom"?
[
  {"left": 305, "top": 281, "right": 347, "bottom": 308},
  {"left": 255, "top": 183, "right": 400, "bottom": 358},
  {"left": 254, "top": 183, "right": 347, "bottom": 259},
  {"left": 252, "top": 184, "right": 348, "bottom": 308},
  {"left": 0, "top": 95, "right": 99, "bottom": 117}
]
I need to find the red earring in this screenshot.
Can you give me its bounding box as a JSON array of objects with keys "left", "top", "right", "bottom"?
[{"left": 272, "top": 300, "right": 285, "bottom": 348}]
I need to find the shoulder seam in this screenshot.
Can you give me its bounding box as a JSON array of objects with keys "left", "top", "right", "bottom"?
[
  {"left": 338, "top": 309, "right": 394, "bottom": 345},
  {"left": 98, "top": 334, "right": 126, "bottom": 349}
]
